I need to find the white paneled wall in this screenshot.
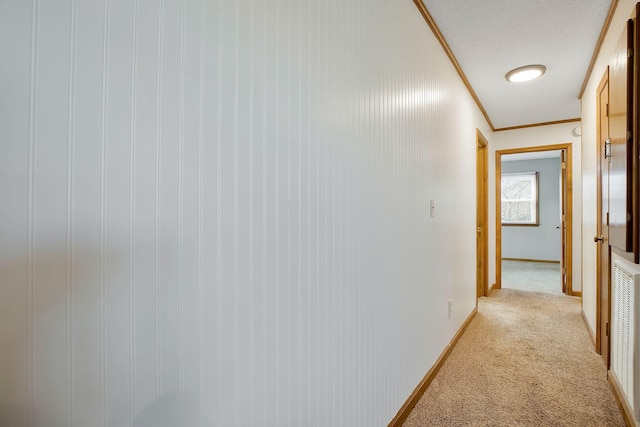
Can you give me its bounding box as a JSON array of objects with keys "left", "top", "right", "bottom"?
[
  {"left": 0, "top": 0, "right": 488, "bottom": 426},
  {"left": 580, "top": 0, "right": 637, "bottom": 335}
]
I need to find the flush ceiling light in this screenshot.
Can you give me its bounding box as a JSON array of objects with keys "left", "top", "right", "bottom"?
[{"left": 505, "top": 64, "right": 546, "bottom": 83}]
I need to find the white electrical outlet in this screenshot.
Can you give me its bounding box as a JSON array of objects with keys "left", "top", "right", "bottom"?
[{"left": 448, "top": 299, "right": 453, "bottom": 318}]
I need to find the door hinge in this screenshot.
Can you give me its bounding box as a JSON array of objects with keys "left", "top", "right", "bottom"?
[
  {"left": 606, "top": 322, "right": 609, "bottom": 337},
  {"left": 628, "top": 130, "right": 632, "bottom": 141},
  {"left": 629, "top": 48, "right": 633, "bottom": 58},
  {"left": 562, "top": 215, "right": 566, "bottom": 222},
  {"left": 606, "top": 103, "right": 609, "bottom": 117},
  {"left": 561, "top": 162, "right": 566, "bottom": 170},
  {"left": 606, "top": 212, "right": 609, "bottom": 226}
]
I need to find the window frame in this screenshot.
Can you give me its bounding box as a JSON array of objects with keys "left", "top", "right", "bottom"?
[{"left": 500, "top": 171, "right": 539, "bottom": 226}]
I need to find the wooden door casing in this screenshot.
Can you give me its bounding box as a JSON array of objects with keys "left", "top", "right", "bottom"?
[
  {"left": 596, "top": 69, "right": 610, "bottom": 366},
  {"left": 476, "top": 130, "right": 489, "bottom": 298}
]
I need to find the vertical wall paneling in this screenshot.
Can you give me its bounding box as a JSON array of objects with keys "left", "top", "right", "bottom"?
[
  {"left": 0, "top": 0, "right": 492, "bottom": 425},
  {"left": 129, "top": 1, "right": 138, "bottom": 424},
  {"left": 99, "top": 1, "right": 109, "bottom": 425},
  {"left": 213, "top": 0, "right": 223, "bottom": 423},
  {"left": 73, "top": 0, "right": 111, "bottom": 420},
  {"left": 154, "top": 1, "right": 164, "bottom": 425},
  {"left": 28, "top": 2, "right": 39, "bottom": 426},
  {"left": 66, "top": 0, "right": 78, "bottom": 424},
  {"left": 197, "top": 0, "right": 206, "bottom": 423},
  {"left": 0, "top": 5, "right": 30, "bottom": 427},
  {"left": 34, "top": 1, "right": 73, "bottom": 425},
  {"left": 134, "top": 0, "right": 160, "bottom": 423}
]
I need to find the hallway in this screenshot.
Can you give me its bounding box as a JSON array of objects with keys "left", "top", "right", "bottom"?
[
  {"left": 2, "top": 0, "right": 640, "bottom": 424},
  {"left": 404, "top": 289, "right": 624, "bottom": 426}
]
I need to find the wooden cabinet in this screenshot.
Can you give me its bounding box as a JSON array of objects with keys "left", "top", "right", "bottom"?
[{"left": 608, "top": 6, "right": 640, "bottom": 263}]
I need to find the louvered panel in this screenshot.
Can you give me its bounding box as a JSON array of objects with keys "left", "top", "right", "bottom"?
[{"left": 611, "top": 254, "right": 640, "bottom": 420}]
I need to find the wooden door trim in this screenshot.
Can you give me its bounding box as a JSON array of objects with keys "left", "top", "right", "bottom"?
[
  {"left": 477, "top": 129, "right": 489, "bottom": 299},
  {"left": 596, "top": 68, "right": 609, "bottom": 354},
  {"left": 495, "top": 143, "right": 574, "bottom": 295},
  {"left": 495, "top": 153, "right": 502, "bottom": 290}
]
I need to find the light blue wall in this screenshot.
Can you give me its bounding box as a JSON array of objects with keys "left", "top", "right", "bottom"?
[{"left": 502, "top": 157, "right": 561, "bottom": 261}]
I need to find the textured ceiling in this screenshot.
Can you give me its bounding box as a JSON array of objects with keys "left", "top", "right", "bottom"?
[{"left": 421, "top": 0, "right": 613, "bottom": 129}]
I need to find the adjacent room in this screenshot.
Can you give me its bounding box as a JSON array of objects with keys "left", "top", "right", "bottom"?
[{"left": 500, "top": 151, "right": 563, "bottom": 295}]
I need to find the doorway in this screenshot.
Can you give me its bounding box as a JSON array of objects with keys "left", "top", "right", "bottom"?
[
  {"left": 596, "top": 68, "right": 610, "bottom": 367},
  {"left": 495, "top": 144, "right": 574, "bottom": 295},
  {"left": 477, "top": 130, "right": 489, "bottom": 298}
]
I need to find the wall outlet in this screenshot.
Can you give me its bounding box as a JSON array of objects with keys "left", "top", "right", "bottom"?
[{"left": 448, "top": 299, "right": 453, "bottom": 318}]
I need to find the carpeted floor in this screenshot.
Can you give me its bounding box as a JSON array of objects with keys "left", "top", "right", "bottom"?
[
  {"left": 502, "top": 260, "right": 562, "bottom": 295},
  {"left": 403, "top": 289, "right": 625, "bottom": 426}
]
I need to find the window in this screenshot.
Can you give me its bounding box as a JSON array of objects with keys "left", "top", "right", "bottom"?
[{"left": 501, "top": 172, "right": 538, "bottom": 225}]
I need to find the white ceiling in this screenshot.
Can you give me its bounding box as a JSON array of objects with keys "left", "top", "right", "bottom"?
[{"left": 421, "top": 0, "right": 613, "bottom": 130}]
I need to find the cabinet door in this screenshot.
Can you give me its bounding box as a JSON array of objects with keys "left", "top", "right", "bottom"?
[{"left": 608, "top": 18, "right": 634, "bottom": 254}]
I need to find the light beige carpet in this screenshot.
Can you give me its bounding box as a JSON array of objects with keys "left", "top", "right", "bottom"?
[{"left": 403, "top": 289, "right": 625, "bottom": 426}]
